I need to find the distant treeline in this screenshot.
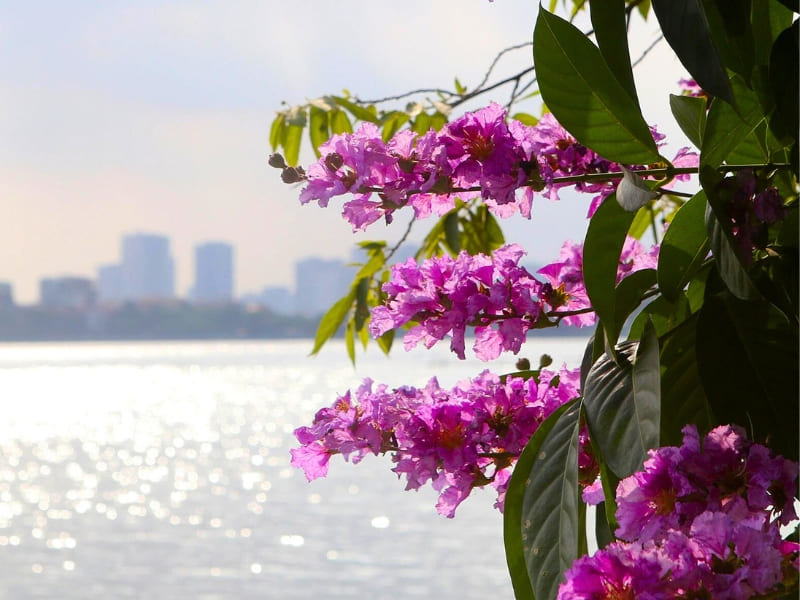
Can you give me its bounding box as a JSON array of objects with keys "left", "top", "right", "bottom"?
[{"left": 0, "top": 302, "right": 321, "bottom": 341}]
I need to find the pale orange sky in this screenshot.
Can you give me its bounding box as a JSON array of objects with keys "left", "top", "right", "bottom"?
[{"left": 0, "top": 2, "right": 687, "bottom": 303}]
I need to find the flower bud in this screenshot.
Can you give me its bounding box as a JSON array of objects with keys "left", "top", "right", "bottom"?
[{"left": 268, "top": 153, "right": 287, "bottom": 169}]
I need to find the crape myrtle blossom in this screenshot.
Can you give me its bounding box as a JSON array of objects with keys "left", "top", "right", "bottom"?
[
  {"left": 369, "top": 238, "right": 658, "bottom": 361},
  {"left": 296, "top": 103, "right": 697, "bottom": 231},
  {"left": 564, "top": 425, "right": 800, "bottom": 599},
  {"left": 719, "top": 169, "right": 787, "bottom": 262},
  {"left": 290, "top": 365, "right": 597, "bottom": 517}
]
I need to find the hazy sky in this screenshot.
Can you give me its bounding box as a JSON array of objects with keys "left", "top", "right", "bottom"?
[{"left": 0, "top": 2, "right": 689, "bottom": 303}]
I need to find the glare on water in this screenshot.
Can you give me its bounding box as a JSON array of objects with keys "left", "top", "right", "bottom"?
[{"left": 0, "top": 338, "right": 587, "bottom": 599}]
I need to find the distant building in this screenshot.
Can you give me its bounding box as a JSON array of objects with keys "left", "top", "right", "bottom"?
[
  {"left": 247, "top": 285, "right": 293, "bottom": 314},
  {"left": 294, "top": 257, "right": 351, "bottom": 316},
  {"left": 40, "top": 276, "right": 96, "bottom": 309},
  {"left": 192, "top": 242, "right": 234, "bottom": 302},
  {"left": 121, "top": 233, "right": 174, "bottom": 300},
  {"left": 0, "top": 282, "right": 13, "bottom": 308},
  {"left": 97, "top": 263, "right": 124, "bottom": 303}
]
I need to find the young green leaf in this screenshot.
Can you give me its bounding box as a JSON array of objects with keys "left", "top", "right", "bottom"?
[
  {"left": 533, "top": 9, "right": 661, "bottom": 165},
  {"left": 311, "top": 290, "right": 356, "bottom": 355}
]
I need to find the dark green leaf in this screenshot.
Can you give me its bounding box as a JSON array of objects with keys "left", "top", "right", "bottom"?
[
  {"left": 669, "top": 94, "right": 707, "bottom": 149},
  {"left": 751, "top": 0, "right": 795, "bottom": 67},
  {"left": 589, "top": 0, "right": 639, "bottom": 104},
  {"left": 594, "top": 502, "right": 614, "bottom": 550},
  {"left": 769, "top": 22, "right": 799, "bottom": 144},
  {"left": 353, "top": 278, "right": 370, "bottom": 332},
  {"left": 504, "top": 400, "right": 577, "bottom": 600},
  {"left": 658, "top": 191, "right": 711, "bottom": 301},
  {"left": 520, "top": 400, "right": 582, "bottom": 600},
  {"left": 697, "top": 288, "right": 799, "bottom": 460},
  {"left": 701, "top": 74, "right": 768, "bottom": 167},
  {"left": 701, "top": 0, "right": 753, "bottom": 83},
  {"left": 311, "top": 290, "right": 356, "bottom": 355},
  {"left": 701, "top": 168, "right": 761, "bottom": 301},
  {"left": 533, "top": 9, "right": 661, "bottom": 165},
  {"left": 583, "top": 195, "right": 637, "bottom": 347},
  {"left": 376, "top": 328, "right": 394, "bottom": 355},
  {"left": 629, "top": 293, "right": 692, "bottom": 339},
  {"left": 651, "top": 0, "right": 735, "bottom": 105},
  {"left": 658, "top": 313, "right": 712, "bottom": 446},
  {"left": 583, "top": 320, "right": 661, "bottom": 479},
  {"left": 614, "top": 269, "right": 657, "bottom": 336}
]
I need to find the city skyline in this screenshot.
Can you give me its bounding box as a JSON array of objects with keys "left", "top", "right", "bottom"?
[
  {"left": 0, "top": 3, "right": 688, "bottom": 304},
  {"left": 1, "top": 231, "right": 356, "bottom": 311}
]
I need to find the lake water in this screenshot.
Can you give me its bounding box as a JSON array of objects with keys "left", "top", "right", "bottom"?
[{"left": 0, "top": 337, "right": 588, "bottom": 599}]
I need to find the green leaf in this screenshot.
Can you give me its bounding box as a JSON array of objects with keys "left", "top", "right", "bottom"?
[
  {"left": 444, "top": 212, "right": 461, "bottom": 253},
  {"left": 282, "top": 123, "right": 304, "bottom": 167},
  {"left": 583, "top": 195, "right": 637, "bottom": 347},
  {"left": 589, "top": 0, "right": 639, "bottom": 104},
  {"left": 533, "top": 9, "right": 661, "bottom": 165},
  {"left": 628, "top": 205, "right": 656, "bottom": 239},
  {"left": 504, "top": 400, "right": 577, "bottom": 600},
  {"left": 269, "top": 113, "right": 285, "bottom": 150},
  {"left": 628, "top": 293, "right": 692, "bottom": 339},
  {"left": 375, "top": 328, "right": 394, "bottom": 355},
  {"left": 658, "top": 191, "right": 711, "bottom": 301},
  {"left": 594, "top": 502, "right": 614, "bottom": 550},
  {"left": 345, "top": 319, "right": 355, "bottom": 364},
  {"left": 332, "top": 96, "right": 379, "bottom": 123},
  {"left": 329, "top": 109, "right": 353, "bottom": 135},
  {"left": 308, "top": 105, "right": 329, "bottom": 157},
  {"left": 380, "top": 111, "right": 410, "bottom": 142},
  {"left": 512, "top": 112, "right": 539, "bottom": 127},
  {"left": 658, "top": 313, "right": 712, "bottom": 446},
  {"left": 651, "top": 0, "right": 735, "bottom": 105},
  {"left": 520, "top": 400, "right": 582, "bottom": 600},
  {"left": 583, "top": 321, "right": 661, "bottom": 478},
  {"left": 353, "top": 277, "right": 370, "bottom": 332},
  {"left": 669, "top": 94, "right": 707, "bottom": 149},
  {"left": 701, "top": 74, "right": 768, "bottom": 167},
  {"left": 311, "top": 290, "right": 356, "bottom": 355},
  {"left": 696, "top": 288, "right": 799, "bottom": 460}
]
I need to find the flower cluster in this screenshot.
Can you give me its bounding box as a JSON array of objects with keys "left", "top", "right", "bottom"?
[
  {"left": 564, "top": 425, "right": 799, "bottom": 599},
  {"left": 290, "top": 366, "right": 595, "bottom": 517},
  {"left": 720, "top": 169, "right": 787, "bottom": 262},
  {"left": 369, "top": 239, "right": 658, "bottom": 361},
  {"left": 297, "top": 103, "right": 695, "bottom": 230}
]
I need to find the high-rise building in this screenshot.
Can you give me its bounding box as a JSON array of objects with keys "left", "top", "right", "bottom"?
[
  {"left": 192, "top": 242, "right": 234, "bottom": 302},
  {"left": 40, "top": 277, "right": 96, "bottom": 309},
  {"left": 120, "top": 233, "right": 175, "bottom": 300},
  {"left": 294, "top": 257, "right": 351, "bottom": 316},
  {"left": 0, "top": 282, "right": 14, "bottom": 308},
  {"left": 97, "top": 263, "right": 124, "bottom": 303}
]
